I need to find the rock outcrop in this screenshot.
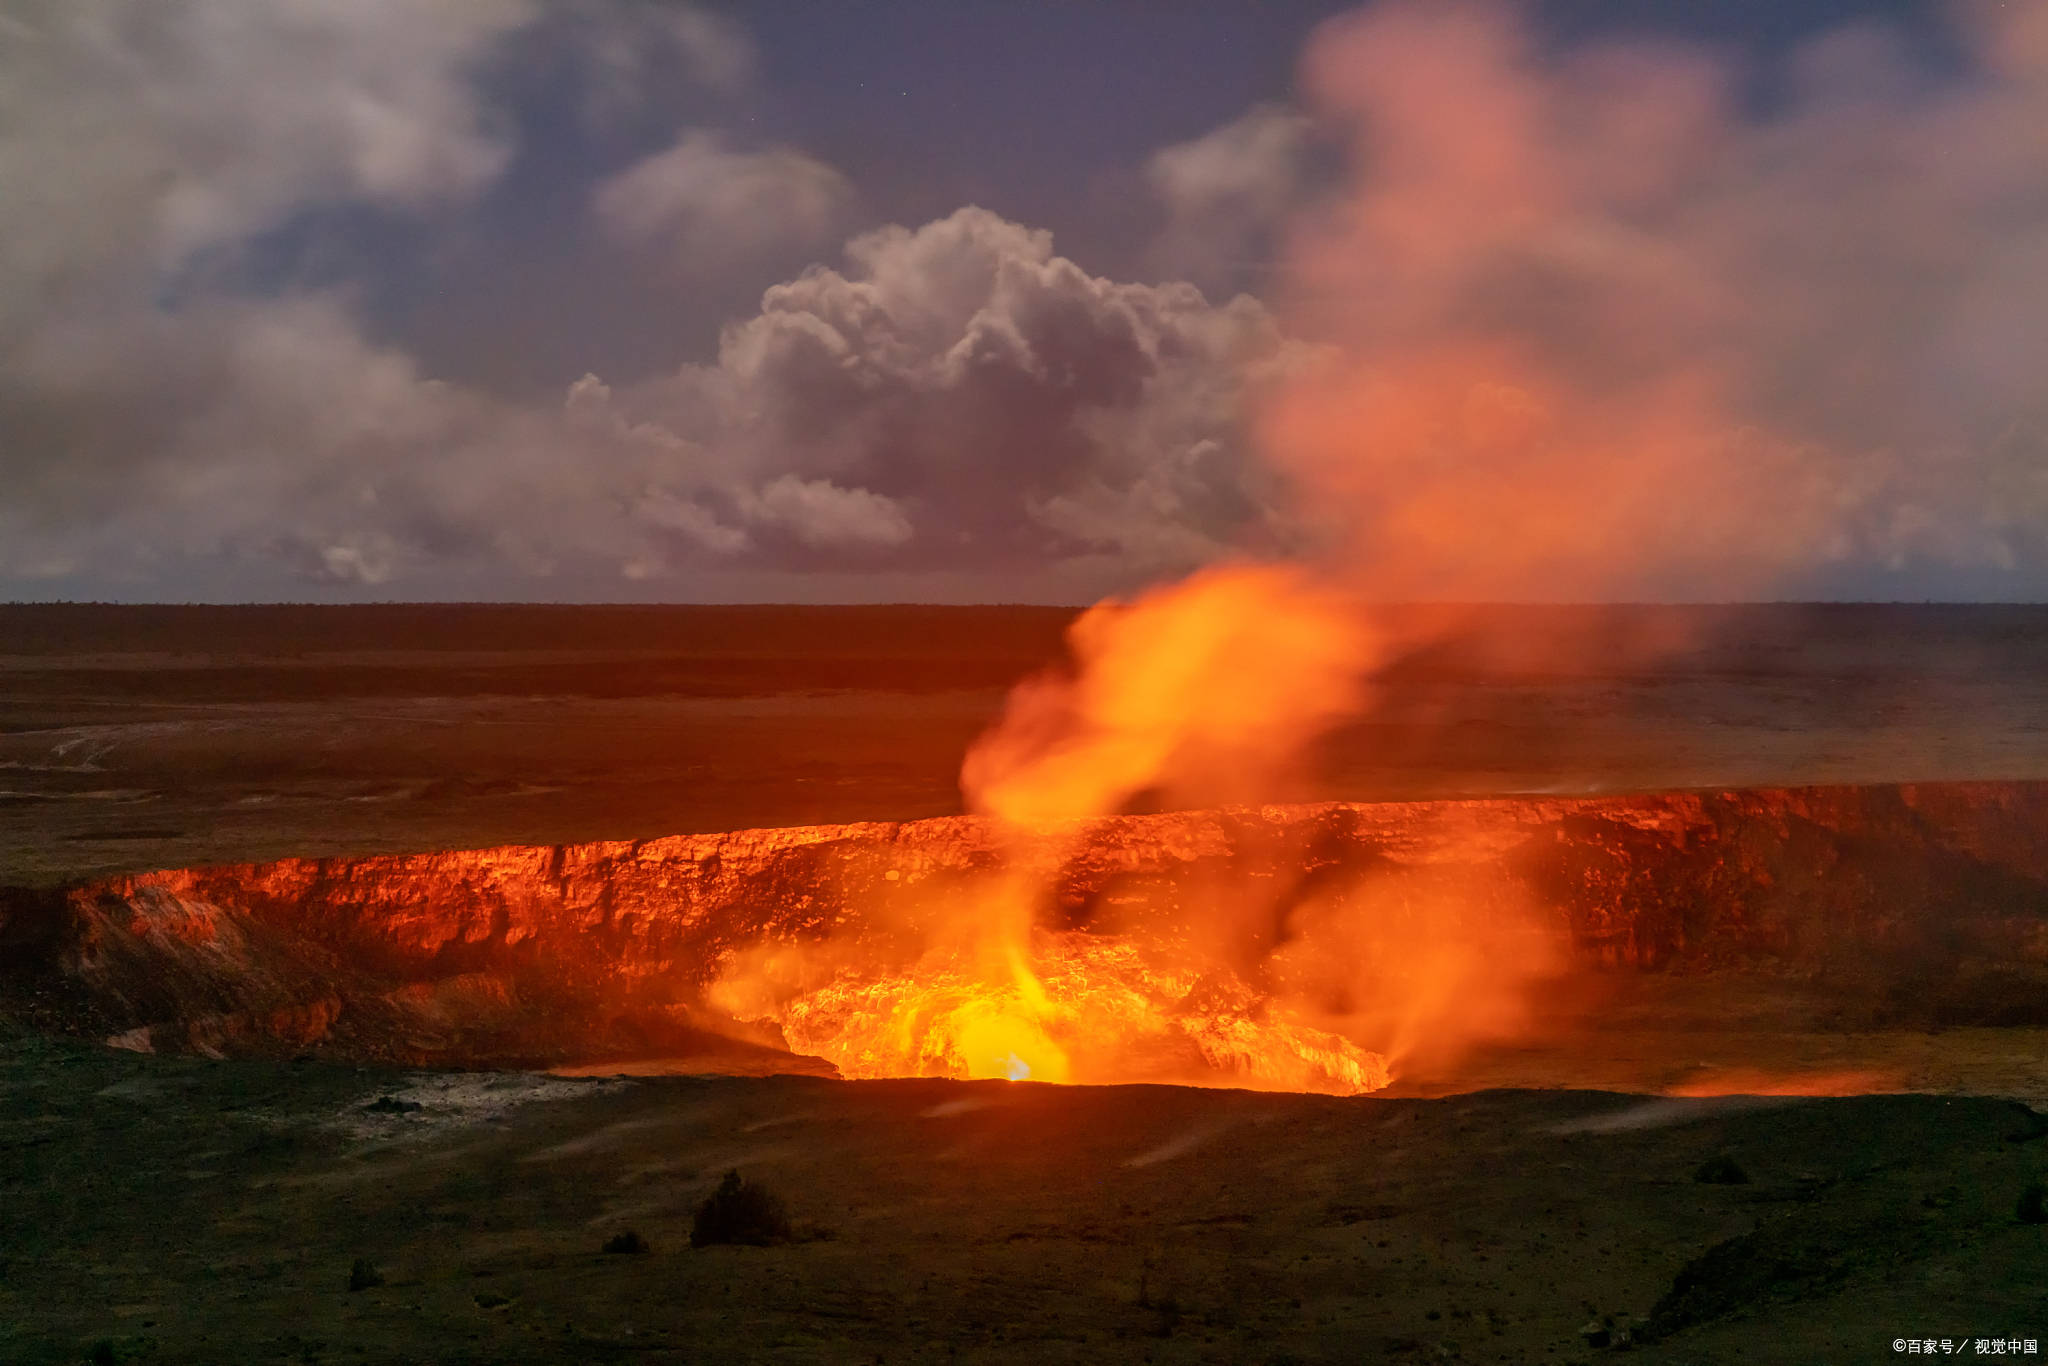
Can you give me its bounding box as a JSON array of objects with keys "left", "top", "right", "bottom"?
[{"left": 4, "top": 781, "right": 2045, "bottom": 1070}]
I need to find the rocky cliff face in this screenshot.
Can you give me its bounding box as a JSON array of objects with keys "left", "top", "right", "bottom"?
[{"left": 4, "top": 781, "right": 2045, "bottom": 1071}]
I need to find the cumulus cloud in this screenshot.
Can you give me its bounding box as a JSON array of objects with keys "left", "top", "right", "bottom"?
[
  {"left": 594, "top": 131, "right": 851, "bottom": 270},
  {"left": 657, "top": 207, "right": 1305, "bottom": 571},
  {"left": 0, "top": 1, "right": 534, "bottom": 590},
  {"left": 490, "top": 0, "right": 756, "bottom": 135},
  {"left": 1, "top": 0, "right": 924, "bottom": 597},
  {"left": 537, "top": 207, "right": 1302, "bottom": 586},
  {"left": 0, "top": 0, "right": 526, "bottom": 320},
  {"left": 8, "top": 0, "right": 2047, "bottom": 603},
  {"left": 2, "top": 104, "right": 1283, "bottom": 598},
  {"left": 633, "top": 489, "right": 751, "bottom": 560},
  {"left": 559, "top": 0, "right": 754, "bottom": 108},
  {"left": 745, "top": 476, "right": 914, "bottom": 551},
  {"left": 272, "top": 531, "right": 407, "bottom": 588},
  {"left": 1145, "top": 105, "right": 1318, "bottom": 290}
]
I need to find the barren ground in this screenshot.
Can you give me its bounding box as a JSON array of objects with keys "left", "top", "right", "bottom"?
[
  {"left": 5, "top": 1030, "right": 2047, "bottom": 1365},
  {"left": 7, "top": 603, "right": 2048, "bottom": 887},
  {"left": 3, "top": 603, "right": 2046, "bottom": 1362}
]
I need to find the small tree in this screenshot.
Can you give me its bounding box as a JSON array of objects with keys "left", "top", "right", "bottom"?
[{"left": 691, "top": 1170, "right": 792, "bottom": 1247}]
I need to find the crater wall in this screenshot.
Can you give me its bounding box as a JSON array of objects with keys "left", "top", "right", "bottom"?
[{"left": 4, "top": 781, "right": 2045, "bottom": 1071}]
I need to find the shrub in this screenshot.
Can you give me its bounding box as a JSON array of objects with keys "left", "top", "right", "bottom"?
[
  {"left": 347, "top": 1258, "right": 384, "bottom": 1292},
  {"left": 690, "top": 1170, "right": 792, "bottom": 1247},
  {"left": 2018, "top": 1182, "right": 2047, "bottom": 1224},
  {"left": 601, "top": 1230, "right": 650, "bottom": 1255}
]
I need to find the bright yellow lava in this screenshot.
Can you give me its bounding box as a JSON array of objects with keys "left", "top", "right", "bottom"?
[{"left": 741, "top": 931, "right": 1391, "bottom": 1095}]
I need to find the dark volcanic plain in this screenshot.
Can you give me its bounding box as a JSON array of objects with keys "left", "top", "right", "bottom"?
[
  {"left": 4, "top": 602, "right": 2048, "bottom": 1364},
  {"left": 8, "top": 602, "right": 2048, "bottom": 887}
]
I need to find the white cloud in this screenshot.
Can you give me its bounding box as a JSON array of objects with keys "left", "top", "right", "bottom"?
[
  {"left": 662, "top": 207, "right": 1303, "bottom": 569},
  {"left": 662, "top": 6, "right": 755, "bottom": 93},
  {"left": 537, "top": 0, "right": 756, "bottom": 129},
  {"left": 747, "top": 475, "right": 913, "bottom": 550},
  {"left": 8, "top": 1, "right": 2048, "bottom": 602},
  {"left": 636, "top": 490, "right": 751, "bottom": 557},
  {"left": 1145, "top": 104, "right": 1315, "bottom": 288},
  {"left": 0, "top": 0, "right": 528, "bottom": 318},
  {"left": 594, "top": 131, "right": 850, "bottom": 270}
]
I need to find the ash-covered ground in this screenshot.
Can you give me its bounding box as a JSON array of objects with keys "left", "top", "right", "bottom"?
[
  {"left": 3, "top": 603, "right": 2046, "bottom": 1362},
  {"left": 4, "top": 1028, "right": 2046, "bottom": 1365}
]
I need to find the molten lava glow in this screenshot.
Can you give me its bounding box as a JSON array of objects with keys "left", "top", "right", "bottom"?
[
  {"left": 704, "top": 565, "right": 1562, "bottom": 1095},
  {"left": 703, "top": 0, "right": 1896, "bottom": 1095},
  {"left": 754, "top": 929, "right": 1391, "bottom": 1094},
  {"left": 693, "top": 0, "right": 2048, "bottom": 1096}
]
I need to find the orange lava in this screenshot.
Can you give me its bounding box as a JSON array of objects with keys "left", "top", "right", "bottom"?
[
  {"left": 708, "top": 566, "right": 1565, "bottom": 1095},
  {"left": 769, "top": 932, "right": 1390, "bottom": 1095}
]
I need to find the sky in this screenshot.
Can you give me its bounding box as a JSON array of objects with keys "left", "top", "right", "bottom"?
[{"left": 2, "top": 0, "right": 2044, "bottom": 604}]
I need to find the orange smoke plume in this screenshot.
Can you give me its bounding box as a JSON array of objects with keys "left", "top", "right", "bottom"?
[
  {"left": 961, "top": 563, "right": 1376, "bottom": 823},
  {"left": 712, "top": 0, "right": 2007, "bottom": 1094}
]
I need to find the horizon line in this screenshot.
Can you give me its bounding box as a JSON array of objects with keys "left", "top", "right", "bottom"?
[{"left": 7, "top": 598, "right": 2048, "bottom": 610}]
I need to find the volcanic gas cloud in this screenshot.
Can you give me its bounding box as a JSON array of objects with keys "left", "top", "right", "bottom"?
[
  {"left": 27, "top": 3, "right": 2043, "bottom": 1098},
  {"left": 703, "top": 1, "right": 2048, "bottom": 1093},
  {"left": 708, "top": 569, "right": 1564, "bottom": 1094}
]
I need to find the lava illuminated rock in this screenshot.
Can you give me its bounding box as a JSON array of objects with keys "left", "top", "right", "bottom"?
[{"left": 2, "top": 781, "right": 2045, "bottom": 1076}]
